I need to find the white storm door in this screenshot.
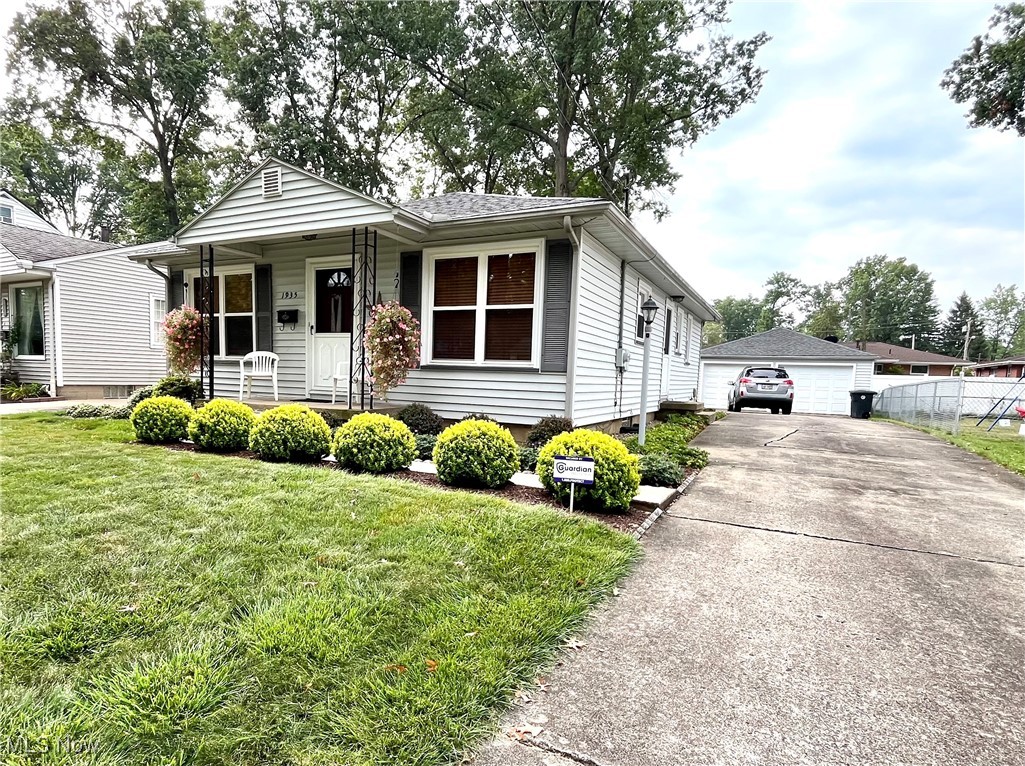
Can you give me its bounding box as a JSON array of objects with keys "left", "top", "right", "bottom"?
[{"left": 306, "top": 260, "right": 353, "bottom": 394}]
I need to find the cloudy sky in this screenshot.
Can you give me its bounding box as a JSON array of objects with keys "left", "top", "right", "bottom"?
[
  {"left": 634, "top": 1, "right": 1024, "bottom": 312},
  {"left": 2, "top": 1, "right": 1021, "bottom": 313}
]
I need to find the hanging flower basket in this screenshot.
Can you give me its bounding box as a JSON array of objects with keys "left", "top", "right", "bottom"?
[
  {"left": 162, "top": 305, "right": 206, "bottom": 375},
  {"left": 364, "top": 302, "right": 421, "bottom": 399}
]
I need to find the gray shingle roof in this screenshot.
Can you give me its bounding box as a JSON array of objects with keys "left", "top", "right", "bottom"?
[
  {"left": 0, "top": 223, "right": 118, "bottom": 263},
  {"left": 840, "top": 341, "right": 964, "bottom": 364},
  {"left": 702, "top": 327, "right": 878, "bottom": 360},
  {"left": 399, "top": 192, "right": 605, "bottom": 222}
]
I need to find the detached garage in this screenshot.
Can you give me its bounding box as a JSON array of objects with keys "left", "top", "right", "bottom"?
[{"left": 699, "top": 327, "right": 878, "bottom": 415}]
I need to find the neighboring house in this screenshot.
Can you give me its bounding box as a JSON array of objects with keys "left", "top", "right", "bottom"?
[
  {"left": 840, "top": 341, "right": 966, "bottom": 376},
  {"left": 0, "top": 190, "right": 60, "bottom": 233},
  {"left": 126, "top": 157, "right": 718, "bottom": 428},
  {"left": 971, "top": 355, "right": 1025, "bottom": 378},
  {"left": 699, "top": 327, "right": 877, "bottom": 415},
  {"left": 0, "top": 220, "right": 168, "bottom": 397}
]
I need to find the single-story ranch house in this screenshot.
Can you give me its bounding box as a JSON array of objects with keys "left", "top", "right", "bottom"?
[
  {"left": 0, "top": 191, "right": 167, "bottom": 396},
  {"left": 840, "top": 341, "right": 965, "bottom": 376},
  {"left": 971, "top": 355, "right": 1025, "bottom": 379},
  {"left": 130, "top": 158, "right": 718, "bottom": 428},
  {"left": 699, "top": 327, "right": 878, "bottom": 415}
]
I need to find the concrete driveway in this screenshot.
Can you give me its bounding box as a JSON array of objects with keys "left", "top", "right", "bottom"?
[{"left": 470, "top": 413, "right": 1024, "bottom": 766}]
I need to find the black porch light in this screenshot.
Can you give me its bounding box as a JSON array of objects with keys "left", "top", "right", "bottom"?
[{"left": 640, "top": 297, "right": 659, "bottom": 326}]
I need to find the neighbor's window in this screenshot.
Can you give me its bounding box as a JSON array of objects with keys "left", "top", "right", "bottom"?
[
  {"left": 910, "top": 364, "right": 928, "bottom": 376},
  {"left": 635, "top": 280, "right": 652, "bottom": 340},
  {"left": 13, "top": 284, "right": 45, "bottom": 357},
  {"left": 185, "top": 267, "right": 255, "bottom": 357},
  {"left": 150, "top": 294, "right": 167, "bottom": 348},
  {"left": 0, "top": 205, "right": 12, "bottom": 225},
  {"left": 428, "top": 241, "right": 540, "bottom": 365}
]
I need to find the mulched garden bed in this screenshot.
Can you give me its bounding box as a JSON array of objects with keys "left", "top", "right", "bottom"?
[{"left": 149, "top": 441, "right": 659, "bottom": 535}]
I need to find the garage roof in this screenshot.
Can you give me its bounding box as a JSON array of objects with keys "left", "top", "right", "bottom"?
[{"left": 702, "top": 327, "right": 878, "bottom": 360}]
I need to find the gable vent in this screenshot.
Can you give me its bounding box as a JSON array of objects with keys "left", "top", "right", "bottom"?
[{"left": 261, "top": 167, "right": 282, "bottom": 198}]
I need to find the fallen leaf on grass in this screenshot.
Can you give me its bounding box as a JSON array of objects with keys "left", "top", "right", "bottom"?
[
  {"left": 507, "top": 724, "right": 543, "bottom": 741},
  {"left": 575, "top": 578, "right": 587, "bottom": 587},
  {"left": 116, "top": 604, "right": 138, "bottom": 613},
  {"left": 425, "top": 659, "right": 438, "bottom": 673},
  {"left": 383, "top": 664, "right": 407, "bottom": 674},
  {"left": 464, "top": 631, "right": 478, "bottom": 638}
]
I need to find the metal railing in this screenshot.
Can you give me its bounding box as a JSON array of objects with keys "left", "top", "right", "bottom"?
[{"left": 874, "top": 377, "right": 1024, "bottom": 435}]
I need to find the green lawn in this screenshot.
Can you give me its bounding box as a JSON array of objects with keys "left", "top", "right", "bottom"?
[
  {"left": 880, "top": 417, "right": 1025, "bottom": 476},
  {"left": 0, "top": 414, "right": 638, "bottom": 765}
]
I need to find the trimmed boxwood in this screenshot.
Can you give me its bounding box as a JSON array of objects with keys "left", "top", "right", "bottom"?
[
  {"left": 153, "top": 374, "right": 204, "bottom": 404},
  {"left": 249, "top": 404, "right": 331, "bottom": 462},
  {"left": 130, "top": 396, "right": 193, "bottom": 444},
  {"left": 518, "top": 446, "right": 539, "bottom": 472},
  {"left": 333, "top": 413, "right": 417, "bottom": 473},
  {"left": 638, "top": 452, "right": 683, "bottom": 487},
  {"left": 433, "top": 418, "right": 519, "bottom": 488},
  {"left": 415, "top": 433, "right": 438, "bottom": 461},
  {"left": 537, "top": 429, "right": 640, "bottom": 512},
  {"left": 188, "top": 399, "right": 257, "bottom": 452},
  {"left": 395, "top": 403, "right": 444, "bottom": 435},
  {"left": 526, "top": 415, "right": 574, "bottom": 448}
]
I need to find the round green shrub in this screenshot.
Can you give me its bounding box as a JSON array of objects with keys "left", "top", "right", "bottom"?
[
  {"left": 396, "top": 403, "right": 444, "bottom": 435},
  {"left": 130, "top": 396, "right": 193, "bottom": 444},
  {"left": 333, "top": 413, "right": 417, "bottom": 473},
  {"left": 433, "top": 418, "right": 519, "bottom": 488},
  {"left": 537, "top": 429, "right": 640, "bottom": 512},
  {"left": 153, "top": 374, "right": 204, "bottom": 404},
  {"left": 188, "top": 399, "right": 257, "bottom": 452},
  {"left": 526, "top": 415, "right": 574, "bottom": 448},
  {"left": 638, "top": 452, "right": 683, "bottom": 487},
  {"left": 518, "top": 446, "right": 539, "bottom": 472},
  {"left": 415, "top": 433, "right": 437, "bottom": 461},
  {"left": 249, "top": 404, "right": 331, "bottom": 462},
  {"left": 127, "top": 385, "right": 155, "bottom": 410}
]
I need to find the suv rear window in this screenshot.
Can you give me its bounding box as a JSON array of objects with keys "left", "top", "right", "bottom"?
[{"left": 746, "top": 368, "right": 788, "bottom": 379}]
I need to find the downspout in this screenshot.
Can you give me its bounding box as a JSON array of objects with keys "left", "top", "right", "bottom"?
[
  {"left": 48, "top": 277, "right": 58, "bottom": 396},
  {"left": 145, "top": 259, "right": 171, "bottom": 287},
  {"left": 563, "top": 216, "right": 581, "bottom": 420}
]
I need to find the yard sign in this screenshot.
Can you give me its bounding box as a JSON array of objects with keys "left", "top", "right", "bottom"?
[{"left": 552, "top": 455, "right": 595, "bottom": 513}]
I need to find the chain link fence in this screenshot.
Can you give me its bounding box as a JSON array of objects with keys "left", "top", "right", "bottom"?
[{"left": 874, "top": 377, "right": 1024, "bottom": 435}]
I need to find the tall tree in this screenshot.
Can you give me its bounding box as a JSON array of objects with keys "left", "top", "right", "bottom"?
[
  {"left": 978, "top": 283, "right": 1025, "bottom": 357},
  {"left": 8, "top": 0, "right": 217, "bottom": 238},
  {"left": 710, "top": 296, "right": 763, "bottom": 343},
  {"left": 369, "top": 0, "right": 769, "bottom": 216},
  {"left": 800, "top": 283, "right": 844, "bottom": 339},
  {"left": 938, "top": 293, "right": 990, "bottom": 360},
  {"left": 942, "top": 3, "right": 1025, "bottom": 137},
  {"left": 839, "top": 255, "right": 940, "bottom": 349},
  {"left": 755, "top": 271, "right": 806, "bottom": 331},
  {"left": 218, "top": 0, "right": 415, "bottom": 199}
]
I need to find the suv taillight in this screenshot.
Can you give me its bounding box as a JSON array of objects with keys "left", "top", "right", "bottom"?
[
  {"left": 784, "top": 379, "right": 794, "bottom": 385},
  {"left": 739, "top": 377, "right": 752, "bottom": 384}
]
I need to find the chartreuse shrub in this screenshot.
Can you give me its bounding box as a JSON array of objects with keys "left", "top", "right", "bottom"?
[
  {"left": 188, "top": 399, "right": 256, "bottom": 452},
  {"left": 332, "top": 413, "right": 417, "bottom": 473},
  {"left": 130, "top": 396, "right": 193, "bottom": 444},
  {"left": 396, "top": 403, "right": 445, "bottom": 435},
  {"left": 433, "top": 418, "right": 519, "bottom": 488},
  {"left": 248, "top": 404, "right": 331, "bottom": 462},
  {"left": 538, "top": 429, "right": 640, "bottom": 512},
  {"left": 638, "top": 452, "right": 683, "bottom": 487},
  {"left": 526, "top": 415, "right": 574, "bottom": 448},
  {"left": 677, "top": 445, "right": 710, "bottom": 469}
]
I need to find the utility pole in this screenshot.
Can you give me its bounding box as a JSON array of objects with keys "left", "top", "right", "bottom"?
[
  {"left": 961, "top": 318, "right": 972, "bottom": 360},
  {"left": 900, "top": 334, "right": 916, "bottom": 350}
]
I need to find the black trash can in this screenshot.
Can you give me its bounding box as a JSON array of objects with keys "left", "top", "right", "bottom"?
[{"left": 849, "top": 390, "right": 877, "bottom": 419}]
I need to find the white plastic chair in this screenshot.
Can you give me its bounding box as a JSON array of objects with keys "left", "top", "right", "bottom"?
[
  {"left": 331, "top": 361, "right": 351, "bottom": 405},
  {"left": 239, "top": 351, "right": 279, "bottom": 401}
]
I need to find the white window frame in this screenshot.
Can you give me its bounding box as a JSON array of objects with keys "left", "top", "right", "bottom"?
[
  {"left": 634, "top": 279, "right": 652, "bottom": 343},
  {"left": 149, "top": 294, "right": 167, "bottom": 349},
  {"left": 0, "top": 205, "right": 12, "bottom": 225},
  {"left": 909, "top": 364, "right": 929, "bottom": 376},
  {"left": 183, "top": 265, "right": 256, "bottom": 359},
  {"left": 9, "top": 282, "right": 46, "bottom": 360},
  {"left": 672, "top": 306, "right": 682, "bottom": 354},
  {"left": 422, "top": 238, "right": 545, "bottom": 367},
  {"left": 683, "top": 312, "right": 692, "bottom": 362}
]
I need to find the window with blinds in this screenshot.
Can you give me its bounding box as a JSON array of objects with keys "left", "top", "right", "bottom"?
[{"left": 428, "top": 244, "right": 540, "bottom": 364}]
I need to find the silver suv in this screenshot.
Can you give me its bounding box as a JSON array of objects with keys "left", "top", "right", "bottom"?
[{"left": 727, "top": 366, "right": 794, "bottom": 414}]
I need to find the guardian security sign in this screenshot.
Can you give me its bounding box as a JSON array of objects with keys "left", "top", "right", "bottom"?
[{"left": 552, "top": 456, "right": 595, "bottom": 485}]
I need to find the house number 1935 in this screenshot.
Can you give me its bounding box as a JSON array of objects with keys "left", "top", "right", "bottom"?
[{"left": 280, "top": 291, "right": 300, "bottom": 300}]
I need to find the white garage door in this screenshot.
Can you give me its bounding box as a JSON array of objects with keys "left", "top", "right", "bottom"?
[{"left": 700, "top": 361, "right": 855, "bottom": 415}]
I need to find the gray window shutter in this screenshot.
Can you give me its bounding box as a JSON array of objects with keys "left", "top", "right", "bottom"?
[
  {"left": 540, "top": 239, "right": 574, "bottom": 373},
  {"left": 255, "top": 265, "right": 273, "bottom": 351},
  {"left": 400, "top": 251, "right": 423, "bottom": 322},
  {"left": 169, "top": 269, "right": 185, "bottom": 308}
]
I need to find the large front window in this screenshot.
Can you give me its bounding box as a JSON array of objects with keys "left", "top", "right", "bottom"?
[
  {"left": 13, "top": 284, "right": 45, "bottom": 357},
  {"left": 427, "top": 241, "right": 542, "bottom": 365},
  {"left": 186, "top": 268, "right": 255, "bottom": 357}
]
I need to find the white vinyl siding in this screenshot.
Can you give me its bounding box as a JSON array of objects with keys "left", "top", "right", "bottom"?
[
  {"left": 667, "top": 308, "right": 701, "bottom": 401},
  {"left": 176, "top": 162, "right": 394, "bottom": 246},
  {"left": 0, "top": 192, "right": 59, "bottom": 232},
  {"left": 55, "top": 252, "right": 167, "bottom": 386}
]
